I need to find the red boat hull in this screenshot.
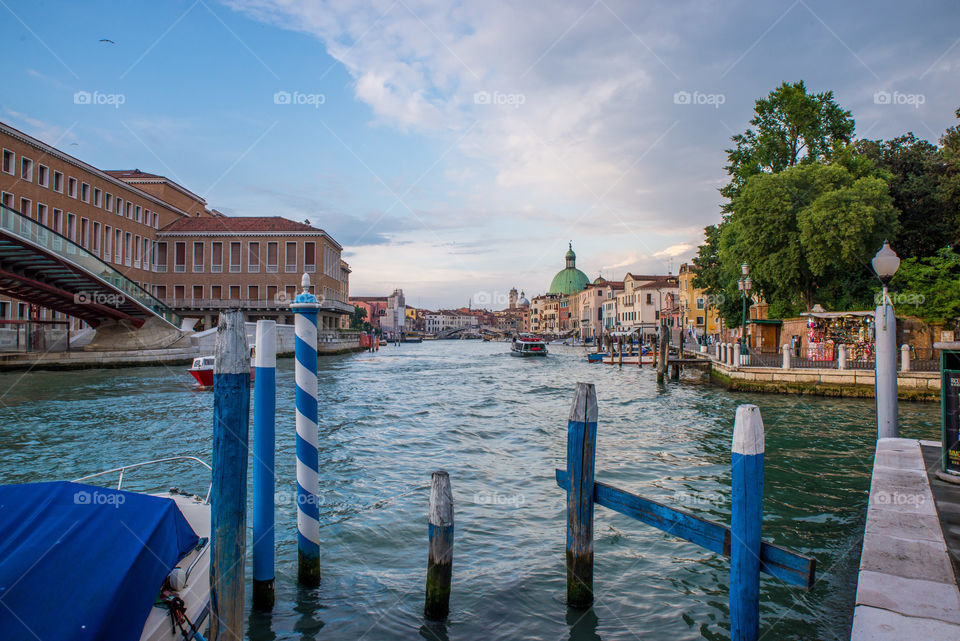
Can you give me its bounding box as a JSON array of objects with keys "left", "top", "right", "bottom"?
[{"left": 188, "top": 367, "right": 255, "bottom": 388}]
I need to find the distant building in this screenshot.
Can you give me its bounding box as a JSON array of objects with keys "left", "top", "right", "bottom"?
[
  {"left": 425, "top": 311, "right": 479, "bottom": 333},
  {"left": 381, "top": 289, "right": 406, "bottom": 337},
  {"left": 677, "top": 263, "right": 721, "bottom": 337},
  {"left": 548, "top": 242, "right": 589, "bottom": 296},
  {"left": 350, "top": 296, "right": 388, "bottom": 329}
]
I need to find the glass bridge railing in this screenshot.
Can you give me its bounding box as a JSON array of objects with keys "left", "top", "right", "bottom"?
[{"left": 0, "top": 205, "right": 182, "bottom": 328}]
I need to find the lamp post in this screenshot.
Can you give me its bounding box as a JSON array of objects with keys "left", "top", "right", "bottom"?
[
  {"left": 737, "top": 263, "right": 752, "bottom": 356},
  {"left": 872, "top": 240, "right": 901, "bottom": 439}
]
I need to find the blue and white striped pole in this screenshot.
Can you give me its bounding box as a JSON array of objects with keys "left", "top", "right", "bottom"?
[
  {"left": 291, "top": 273, "right": 322, "bottom": 586},
  {"left": 730, "top": 404, "right": 764, "bottom": 641},
  {"left": 252, "top": 319, "right": 276, "bottom": 609}
]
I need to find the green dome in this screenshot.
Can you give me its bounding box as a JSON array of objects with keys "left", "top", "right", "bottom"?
[{"left": 549, "top": 242, "right": 590, "bottom": 295}]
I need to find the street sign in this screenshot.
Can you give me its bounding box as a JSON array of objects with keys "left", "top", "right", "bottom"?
[{"left": 943, "top": 368, "right": 960, "bottom": 475}]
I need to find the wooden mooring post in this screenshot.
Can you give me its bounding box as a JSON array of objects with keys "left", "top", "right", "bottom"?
[
  {"left": 209, "top": 310, "right": 251, "bottom": 641},
  {"left": 424, "top": 470, "right": 454, "bottom": 620},
  {"left": 555, "top": 388, "right": 814, "bottom": 635},
  {"left": 566, "top": 382, "right": 598, "bottom": 607},
  {"left": 656, "top": 323, "right": 668, "bottom": 383}
]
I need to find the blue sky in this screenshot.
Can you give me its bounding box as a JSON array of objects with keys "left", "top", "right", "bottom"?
[{"left": 2, "top": 0, "right": 958, "bottom": 309}]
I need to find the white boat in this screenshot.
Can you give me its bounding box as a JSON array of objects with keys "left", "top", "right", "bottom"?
[
  {"left": 0, "top": 457, "right": 212, "bottom": 641},
  {"left": 511, "top": 334, "right": 548, "bottom": 357}
]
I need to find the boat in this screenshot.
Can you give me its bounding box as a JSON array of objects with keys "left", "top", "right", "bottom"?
[
  {"left": 0, "top": 457, "right": 211, "bottom": 641},
  {"left": 401, "top": 332, "right": 423, "bottom": 343},
  {"left": 188, "top": 351, "right": 255, "bottom": 388},
  {"left": 511, "top": 333, "right": 548, "bottom": 357}
]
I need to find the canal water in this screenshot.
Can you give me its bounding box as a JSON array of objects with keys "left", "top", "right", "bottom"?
[{"left": 0, "top": 341, "right": 941, "bottom": 640}]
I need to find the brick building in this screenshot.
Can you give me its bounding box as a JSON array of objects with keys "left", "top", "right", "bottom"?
[{"left": 0, "top": 121, "right": 350, "bottom": 333}]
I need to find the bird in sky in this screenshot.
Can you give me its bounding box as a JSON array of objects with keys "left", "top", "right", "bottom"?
[{"left": 99, "top": 39, "right": 115, "bottom": 44}]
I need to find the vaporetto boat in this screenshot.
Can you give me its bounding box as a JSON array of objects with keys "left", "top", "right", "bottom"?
[{"left": 510, "top": 334, "right": 548, "bottom": 357}]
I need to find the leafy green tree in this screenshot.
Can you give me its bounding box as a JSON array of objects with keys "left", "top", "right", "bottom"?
[
  {"left": 350, "top": 305, "right": 367, "bottom": 330},
  {"left": 721, "top": 80, "right": 855, "bottom": 207},
  {"left": 891, "top": 248, "right": 960, "bottom": 325},
  {"left": 691, "top": 224, "right": 742, "bottom": 324},
  {"left": 720, "top": 162, "right": 897, "bottom": 317}
]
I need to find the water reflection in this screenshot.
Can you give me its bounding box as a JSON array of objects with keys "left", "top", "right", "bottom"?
[
  {"left": 567, "top": 606, "right": 602, "bottom": 641},
  {"left": 419, "top": 620, "right": 449, "bottom": 641}
]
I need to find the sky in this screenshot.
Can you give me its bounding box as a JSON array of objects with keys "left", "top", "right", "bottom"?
[{"left": 1, "top": 0, "right": 958, "bottom": 310}]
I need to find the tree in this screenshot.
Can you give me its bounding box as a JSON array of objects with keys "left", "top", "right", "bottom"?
[
  {"left": 350, "top": 305, "right": 367, "bottom": 330},
  {"left": 721, "top": 80, "right": 855, "bottom": 207},
  {"left": 691, "top": 224, "right": 742, "bottom": 325},
  {"left": 855, "top": 134, "right": 954, "bottom": 257},
  {"left": 720, "top": 162, "right": 897, "bottom": 317},
  {"left": 891, "top": 248, "right": 960, "bottom": 325}
]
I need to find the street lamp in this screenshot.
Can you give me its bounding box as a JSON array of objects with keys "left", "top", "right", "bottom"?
[
  {"left": 737, "top": 263, "right": 752, "bottom": 355},
  {"left": 871, "top": 240, "right": 900, "bottom": 439}
]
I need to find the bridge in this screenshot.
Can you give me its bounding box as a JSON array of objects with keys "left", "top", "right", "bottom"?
[{"left": 0, "top": 205, "right": 180, "bottom": 329}]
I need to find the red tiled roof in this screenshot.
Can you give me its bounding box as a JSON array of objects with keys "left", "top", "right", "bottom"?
[
  {"left": 105, "top": 169, "right": 166, "bottom": 180},
  {"left": 159, "top": 216, "right": 323, "bottom": 233}
]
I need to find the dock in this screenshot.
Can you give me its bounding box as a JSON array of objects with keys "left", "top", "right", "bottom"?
[{"left": 852, "top": 438, "right": 960, "bottom": 638}]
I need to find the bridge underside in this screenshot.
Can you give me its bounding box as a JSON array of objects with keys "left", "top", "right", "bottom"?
[{"left": 0, "top": 238, "right": 165, "bottom": 329}]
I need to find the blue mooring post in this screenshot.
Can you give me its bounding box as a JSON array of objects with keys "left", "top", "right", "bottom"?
[
  {"left": 566, "top": 382, "right": 598, "bottom": 608},
  {"left": 291, "top": 273, "right": 322, "bottom": 586},
  {"left": 252, "top": 319, "right": 277, "bottom": 610},
  {"left": 209, "top": 310, "right": 250, "bottom": 641},
  {"left": 730, "top": 404, "right": 764, "bottom": 641}
]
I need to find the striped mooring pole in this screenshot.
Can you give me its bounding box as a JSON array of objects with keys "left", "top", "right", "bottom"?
[
  {"left": 209, "top": 310, "right": 251, "bottom": 641},
  {"left": 291, "top": 273, "right": 322, "bottom": 586},
  {"left": 730, "top": 404, "right": 765, "bottom": 641},
  {"left": 252, "top": 319, "right": 277, "bottom": 609}
]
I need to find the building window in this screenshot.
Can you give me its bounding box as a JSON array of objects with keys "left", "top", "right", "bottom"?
[
  {"left": 93, "top": 188, "right": 101, "bottom": 208},
  {"left": 646, "top": 293, "right": 652, "bottom": 304},
  {"left": 19, "top": 198, "right": 31, "bottom": 217},
  {"left": 52, "top": 209, "right": 62, "bottom": 234},
  {"left": 152, "top": 212, "right": 158, "bottom": 228},
  {"left": 92, "top": 221, "right": 100, "bottom": 254},
  {"left": 1, "top": 149, "right": 12, "bottom": 175},
  {"left": 248, "top": 242, "right": 260, "bottom": 273},
  {"left": 80, "top": 217, "right": 89, "bottom": 248},
  {"left": 114, "top": 228, "right": 122, "bottom": 263},
  {"left": 125, "top": 202, "right": 132, "bottom": 218},
  {"left": 192, "top": 242, "right": 204, "bottom": 273},
  {"left": 68, "top": 177, "right": 77, "bottom": 198},
  {"left": 20, "top": 157, "right": 32, "bottom": 181},
  {"left": 81, "top": 182, "right": 90, "bottom": 203},
  {"left": 138, "top": 208, "right": 145, "bottom": 224},
  {"left": 174, "top": 285, "right": 185, "bottom": 300},
  {"left": 104, "top": 193, "right": 112, "bottom": 211},
  {"left": 229, "top": 285, "right": 240, "bottom": 300},
  {"left": 266, "top": 241, "right": 278, "bottom": 273},
  {"left": 210, "top": 242, "right": 223, "bottom": 273},
  {"left": 174, "top": 241, "right": 185, "bottom": 272},
  {"left": 0, "top": 192, "right": 12, "bottom": 209},
  {"left": 104, "top": 224, "right": 112, "bottom": 259},
  {"left": 53, "top": 170, "right": 63, "bottom": 192},
  {"left": 135, "top": 206, "right": 141, "bottom": 222},
  {"left": 696, "top": 298, "right": 704, "bottom": 310},
  {"left": 134, "top": 234, "right": 141, "bottom": 267},
  {"left": 125, "top": 232, "right": 132, "bottom": 266},
  {"left": 229, "top": 242, "right": 241, "bottom": 273},
  {"left": 143, "top": 238, "right": 150, "bottom": 269},
  {"left": 193, "top": 285, "right": 203, "bottom": 299},
  {"left": 247, "top": 285, "right": 259, "bottom": 301},
  {"left": 211, "top": 285, "right": 222, "bottom": 299},
  {"left": 115, "top": 198, "right": 123, "bottom": 215},
  {"left": 155, "top": 242, "right": 166, "bottom": 272},
  {"left": 285, "top": 242, "right": 297, "bottom": 272},
  {"left": 697, "top": 316, "right": 704, "bottom": 326},
  {"left": 37, "top": 164, "right": 48, "bottom": 187},
  {"left": 305, "top": 242, "right": 316, "bottom": 273}
]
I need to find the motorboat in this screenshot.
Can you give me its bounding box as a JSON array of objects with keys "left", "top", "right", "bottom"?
[
  {"left": 510, "top": 334, "right": 548, "bottom": 357},
  {"left": 188, "top": 351, "right": 255, "bottom": 388},
  {"left": 0, "top": 456, "right": 212, "bottom": 641}
]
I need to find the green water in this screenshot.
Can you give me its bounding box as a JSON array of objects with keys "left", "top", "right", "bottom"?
[{"left": 0, "top": 341, "right": 941, "bottom": 639}]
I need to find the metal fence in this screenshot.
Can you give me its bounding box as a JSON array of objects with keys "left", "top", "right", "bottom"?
[{"left": 737, "top": 345, "right": 940, "bottom": 372}]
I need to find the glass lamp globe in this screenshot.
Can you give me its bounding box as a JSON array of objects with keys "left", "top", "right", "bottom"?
[{"left": 871, "top": 241, "right": 900, "bottom": 284}]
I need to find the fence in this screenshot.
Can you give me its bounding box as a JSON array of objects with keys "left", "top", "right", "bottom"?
[{"left": 724, "top": 345, "right": 941, "bottom": 372}]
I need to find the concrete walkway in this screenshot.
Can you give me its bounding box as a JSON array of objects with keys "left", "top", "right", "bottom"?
[{"left": 852, "top": 438, "right": 960, "bottom": 639}]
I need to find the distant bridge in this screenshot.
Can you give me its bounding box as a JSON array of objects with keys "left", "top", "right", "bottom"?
[{"left": 0, "top": 205, "right": 180, "bottom": 328}]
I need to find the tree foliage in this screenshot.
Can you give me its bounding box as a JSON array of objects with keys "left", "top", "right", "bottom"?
[
  {"left": 350, "top": 305, "right": 368, "bottom": 330},
  {"left": 891, "top": 248, "right": 960, "bottom": 325}
]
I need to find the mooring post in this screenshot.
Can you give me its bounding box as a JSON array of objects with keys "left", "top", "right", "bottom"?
[
  {"left": 656, "top": 324, "right": 668, "bottom": 384},
  {"left": 424, "top": 470, "right": 454, "bottom": 620},
  {"left": 875, "top": 286, "right": 898, "bottom": 438},
  {"left": 781, "top": 344, "right": 790, "bottom": 370},
  {"left": 209, "top": 310, "right": 251, "bottom": 641},
  {"left": 252, "top": 319, "right": 277, "bottom": 610},
  {"left": 566, "top": 382, "right": 598, "bottom": 608},
  {"left": 901, "top": 344, "right": 910, "bottom": 372},
  {"left": 730, "top": 404, "right": 764, "bottom": 641},
  {"left": 291, "top": 274, "right": 322, "bottom": 586}
]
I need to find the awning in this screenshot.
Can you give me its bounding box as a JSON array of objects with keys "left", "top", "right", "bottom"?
[
  {"left": 800, "top": 311, "right": 874, "bottom": 319},
  {"left": 748, "top": 319, "right": 783, "bottom": 325},
  {"left": 0, "top": 481, "right": 199, "bottom": 641}
]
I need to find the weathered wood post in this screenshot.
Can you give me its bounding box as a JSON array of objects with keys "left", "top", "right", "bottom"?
[
  {"left": 781, "top": 344, "right": 790, "bottom": 370},
  {"left": 424, "top": 470, "right": 454, "bottom": 620},
  {"left": 566, "top": 382, "right": 598, "bottom": 608},
  {"left": 291, "top": 274, "right": 322, "bottom": 586},
  {"left": 252, "top": 319, "right": 276, "bottom": 610},
  {"left": 730, "top": 404, "right": 764, "bottom": 641},
  {"left": 210, "top": 310, "right": 251, "bottom": 641},
  {"left": 656, "top": 323, "right": 668, "bottom": 384},
  {"left": 901, "top": 344, "right": 910, "bottom": 372}
]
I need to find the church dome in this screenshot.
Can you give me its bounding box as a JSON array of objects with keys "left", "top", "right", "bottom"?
[
  {"left": 518, "top": 291, "right": 530, "bottom": 307},
  {"left": 549, "top": 242, "right": 589, "bottom": 295}
]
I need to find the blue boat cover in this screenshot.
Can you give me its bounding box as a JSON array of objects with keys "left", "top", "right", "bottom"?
[{"left": 0, "top": 481, "right": 199, "bottom": 641}]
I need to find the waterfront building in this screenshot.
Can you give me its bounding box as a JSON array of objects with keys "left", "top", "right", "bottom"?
[
  {"left": 677, "top": 263, "right": 721, "bottom": 338},
  {"left": 494, "top": 289, "right": 528, "bottom": 334},
  {"left": 0, "top": 121, "right": 351, "bottom": 334},
  {"left": 381, "top": 289, "right": 406, "bottom": 337},
  {"left": 350, "top": 296, "right": 388, "bottom": 330},
  {"left": 424, "top": 311, "right": 480, "bottom": 333},
  {"left": 573, "top": 279, "right": 623, "bottom": 340}
]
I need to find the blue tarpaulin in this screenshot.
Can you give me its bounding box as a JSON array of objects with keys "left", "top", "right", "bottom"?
[{"left": 0, "top": 481, "right": 199, "bottom": 641}]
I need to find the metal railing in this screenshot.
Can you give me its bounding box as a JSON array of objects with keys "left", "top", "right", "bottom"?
[{"left": 73, "top": 455, "right": 212, "bottom": 502}]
